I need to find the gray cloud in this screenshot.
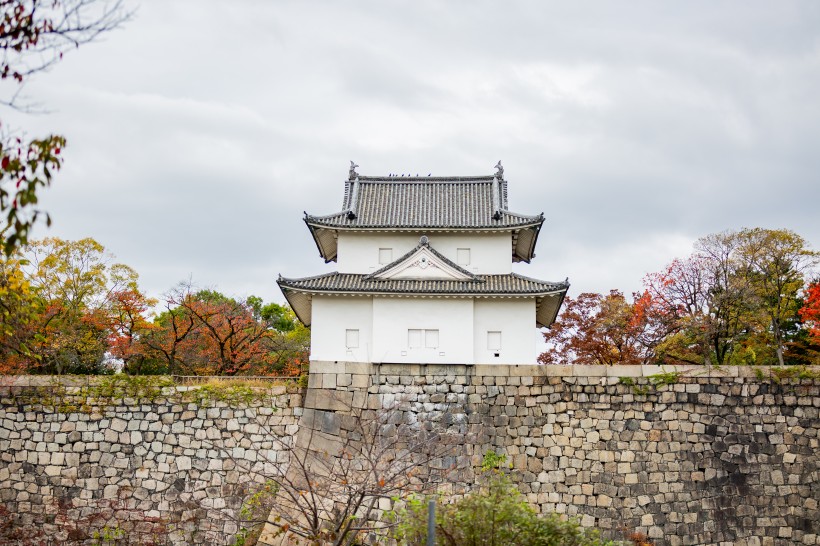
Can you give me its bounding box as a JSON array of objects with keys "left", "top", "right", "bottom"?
[{"left": 5, "top": 0, "right": 819, "bottom": 308}]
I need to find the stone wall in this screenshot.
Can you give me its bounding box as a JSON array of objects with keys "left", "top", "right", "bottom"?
[
  {"left": 2, "top": 367, "right": 818, "bottom": 546},
  {"left": 298, "top": 362, "right": 820, "bottom": 546},
  {"left": 0, "top": 377, "right": 302, "bottom": 545}
]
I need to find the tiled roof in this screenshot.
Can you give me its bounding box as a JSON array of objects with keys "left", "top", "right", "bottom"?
[
  {"left": 277, "top": 272, "right": 569, "bottom": 328},
  {"left": 305, "top": 176, "right": 543, "bottom": 229},
  {"left": 304, "top": 173, "right": 545, "bottom": 263},
  {"left": 278, "top": 272, "right": 568, "bottom": 296}
]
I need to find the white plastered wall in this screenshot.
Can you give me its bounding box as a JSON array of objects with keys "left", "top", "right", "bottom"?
[
  {"left": 473, "top": 298, "right": 536, "bottom": 364},
  {"left": 372, "top": 297, "right": 474, "bottom": 364},
  {"left": 309, "top": 295, "right": 537, "bottom": 364},
  {"left": 310, "top": 296, "right": 373, "bottom": 362},
  {"left": 337, "top": 232, "right": 512, "bottom": 275}
]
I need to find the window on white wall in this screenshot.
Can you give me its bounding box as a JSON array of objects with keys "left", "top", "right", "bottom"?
[
  {"left": 378, "top": 248, "right": 393, "bottom": 264},
  {"left": 425, "top": 329, "right": 439, "bottom": 348},
  {"left": 487, "top": 331, "right": 502, "bottom": 351},
  {"left": 345, "top": 329, "right": 359, "bottom": 349},
  {"left": 408, "top": 329, "right": 439, "bottom": 348},
  {"left": 457, "top": 248, "right": 471, "bottom": 266}
]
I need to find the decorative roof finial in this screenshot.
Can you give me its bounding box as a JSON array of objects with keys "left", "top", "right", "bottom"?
[
  {"left": 419, "top": 235, "right": 429, "bottom": 246},
  {"left": 494, "top": 160, "right": 504, "bottom": 178},
  {"left": 349, "top": 160, "right": 359, "bottom": 180}
]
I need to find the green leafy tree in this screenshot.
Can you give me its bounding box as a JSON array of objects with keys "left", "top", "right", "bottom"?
[
  {"left": 643, "top": 228, "right": 817, "bottom": 366},
  {"left": 734, "top": 228, "right": 819, "bottom": 366}
]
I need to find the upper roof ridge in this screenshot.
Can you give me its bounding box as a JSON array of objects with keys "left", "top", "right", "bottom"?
[{"left": 356, "top": 175, "right": 496, "bottom": 182}]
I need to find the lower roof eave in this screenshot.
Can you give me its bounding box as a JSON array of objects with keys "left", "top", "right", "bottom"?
[
  {"left": 278, "top": 287, "right": 568, "bottom": 299},
  {"left": 279, "top": 287, "right": 313, "bottom": 327}
]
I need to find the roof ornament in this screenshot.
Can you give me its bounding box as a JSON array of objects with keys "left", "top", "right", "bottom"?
[
  {"left": 494, "top": 160, "right": 504, "bottom": 179},
  {"left": 349, "top": 160, "right": 359, "bottom": 180},
  {"left": 419, "top": 235, "right": 429, "bottom": 246}
]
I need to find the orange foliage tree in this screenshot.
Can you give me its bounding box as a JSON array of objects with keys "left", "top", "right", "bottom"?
[
  {"left": 799, "top": 280, "right": 820, "bottom": 346},
  {"left": 135, "top": 284, "right": 307, "bottom": 376},
  {"left": 539, "top": 290, "right": 661, "bottom": 366},
  {"left": 1, "top": 238, "right": 147, "bottom": 374}
]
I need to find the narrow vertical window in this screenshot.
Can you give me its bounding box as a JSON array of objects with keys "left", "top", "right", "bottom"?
[
  {"left": 425, "top": 329, "right": 439, "bottom": 348},
  {"left": 487, "top": 331, "right": 502, "bottom": 351},
  {"left": 457, "top": 248, "right": 471, "bottom": 266},
  {"left": 378, "top": 248, "right": 393, "bottom": 265},
  {"left": 408, "top": 329, "right": 422, "bottom": 348},
  {"left": 345, "top": 329, "right": 359, "bottom": 349}
]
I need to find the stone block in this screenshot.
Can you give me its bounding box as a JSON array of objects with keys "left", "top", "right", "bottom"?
[
  {"left": 509, "top": 365, "right": 540, "bottom": 377},
  {"left": 303, "top": 389, "right": 353, "bottom": 412},
  {"left": 295, "top": 429, "right": 344, "bottom": 457},
  {"left": 540, "top": 365, "right": 573, "bottom": 377},
  {"left": 641, "top": 365, "right": 665, "bottom": 377},
  {"left": 343, "top": 362, "right": 372, "bottom": 375},
  {"left": 608, "top": 365, "right": 643, "bottom": 377},
  {"left": 474, "top": 364, "right": 510, "bottom": 377},
  {"left": 572, "top": 365, "right": 608, "bottom": 377},
  {"left": 309, "top": 361, "right": 339, "bottom": 374},
  {"left": 307, "top": 374, "right": 322, "bottom": 389},
  {"left": 379, "top": 363, "right": 417, "bottom": 376},
  {"left": 322, "top": 374, "right": 337, "bottom": 389}
]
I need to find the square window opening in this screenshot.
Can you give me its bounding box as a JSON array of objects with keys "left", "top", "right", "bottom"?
[{"left": 378, "top": 248, "right": 393, "bottom": 265}]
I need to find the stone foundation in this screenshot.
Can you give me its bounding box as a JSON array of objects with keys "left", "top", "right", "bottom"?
[
  {"left": 293, "top": 362, "right": 820, "bottom": 546},
  {"left": 1, "top": 366, "right": 818, "bottom": 546},
  {"left": 0, "top": 378, "right": 301, "bottom": 545}
]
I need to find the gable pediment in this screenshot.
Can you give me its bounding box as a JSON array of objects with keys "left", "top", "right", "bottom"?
[{"left": 366, "top": 238, "right": 478, "bottom": 281}]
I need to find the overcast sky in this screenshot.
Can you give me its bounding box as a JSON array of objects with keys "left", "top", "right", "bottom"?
[{"left": 6, "top": 1, "right": 820, "bottom": 312}]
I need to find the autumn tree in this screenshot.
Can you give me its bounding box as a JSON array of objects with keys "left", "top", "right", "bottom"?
[
  {"left": 800, "top": 280, "right": 820, "bottom": 345},
  {"left": 249, "top": 298, "right": 309, "bottom": 376},
  {"left": 0, "top": 249, "right": 36, "bottom": 371},
  {"left": 545, "top": 228, "right": 817, "bottom": 367},
  {"left": 175, "top": 289, "right": 273, "bottom": 376},
  {"left": 102, "top": 286, "right": 158, "bottom": 374},
  {"left": 137, "top": 285, "right": 306, "bottom": 376},
  {"left": 2, "top": 237, "right": 149, "bottom": 374},
  {"left": 643, "top": 228, "right": 817, "bottom": 366},
  {"left": 134, "top": 283, "right": 197, "bottom": 376},
  {"left": 642, "top": 242, "right": 756, "bottom": 366},
  {"left": 539, "top": 290, "right": 658, "bottom": 366},
  {"left": 0, "top": 0, "right": 131, "bottom": 254}
]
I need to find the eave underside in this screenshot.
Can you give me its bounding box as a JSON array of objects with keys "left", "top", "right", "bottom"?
[{"left": 305, "top": 222, "right": 543, "bottom": 264}]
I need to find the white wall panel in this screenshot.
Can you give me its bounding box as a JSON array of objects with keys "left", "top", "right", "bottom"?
[
  {"left": 473, "top": 299, "right": 536, "bottom": 364},
  {"left": 337, "top": 232, "right": 512, "bottom": 274},
  {"left": 310, "top": 296, "right": 373, "bottom": 362},
  {"left": 372, "top": 297, "right": 474, "bottom": 363}
]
